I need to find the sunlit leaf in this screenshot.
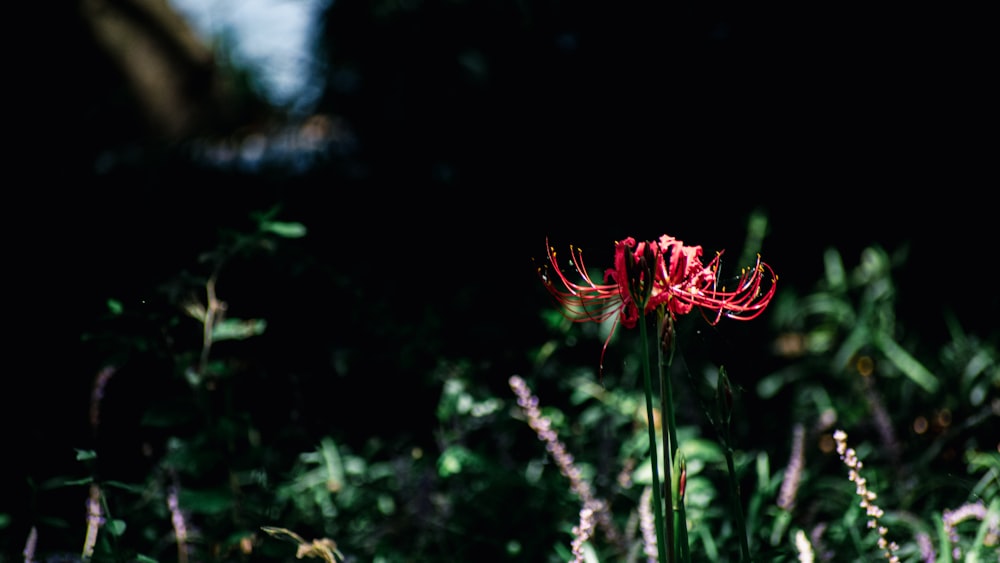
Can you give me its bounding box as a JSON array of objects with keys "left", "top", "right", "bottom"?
[
  {"left": 438, "top": 445, "right": 483, "bottom": 477},
  {"left": 436, "top": 379, "right": 465, "bottom": 421},
  {"left": 261, "top": 220, "right": 307, "bottom": 238},
  {"left": 376, "top": 494, "right": 395, "bottom": 515},
  {"left": 679, "top": 439, "right": 725, "bottom": 467},
  {"left": 684, "top": 475, "right": 717, "bottom": 509},
  {"left": 875, "top": 334, "right": 939, "bottom": 393},
  {"left": 106, "top": 519, "right": 126, "bottom": 536},
  {"left": 106, "top": 298, "right": 124, "bottom": 315},
  {"left": 823, "top": 248, "right": 847, "bottom": 291},
  {"left": 212, "top": 318, "right": 267, "bottom": 341}
]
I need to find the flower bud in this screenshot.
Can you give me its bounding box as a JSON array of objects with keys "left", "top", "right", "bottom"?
[{"left": 673, "top": 451, "right": 687, "bottom": 505}]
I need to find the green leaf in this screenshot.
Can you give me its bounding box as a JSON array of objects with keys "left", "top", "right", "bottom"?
[
  {"left": 832, "top": 325, "right": 870, "bottom": 374},
  {"left": 106, "top": 299, "right": 124, "bottom": 315},
  {"left": 106, "top": 519, "right": 126, "bottom": 536},
  {"left": 875, "top": 335, "right": 939, "bottom": 393},
  {"left": 756, "top": 366, "right": 806, "bottom": 399},
  {"left": 822, "top": 248, "right": 847, "bottom": 291},
  {"left": 683, "top": 475, "right": 718, "bottom": 509},
  {"left": 632, "top": 441, "right": 666, "bottom": 484},
  {"left": 437, "top": 445, "right": 482, "bottom": 477},
  {"left": 438, "top": 450, "right": 463, "bottom": 477},
  {"left": 134, "top": 554, "right": 159, "bottom": 563},
  {"left": 970, "top": 499, "right": 1000, "bottom": 559},
  {"left": 436, "top": 379, "right": 465, "bottom": 421},
  {"left": 103, "top": 481, "right": 146, "bottom": 494},
  {"left": 377, "top": 493, "right": 396, "bottom": 515},
  {"left": 679, "top": 439, "right": 726, "bottom": 476},
  {"left": 319, "top": 437, "right": 346, "bottom": 487},
  {"left": 76, "top": 449, "right": 98, "bottom": 461},
  {"left": 212, "top": 318, "right": 267, "bottom": 341},
  {"left": 261, "top": 221, "right": 307, "bottom": 238},
  {"left": 553, "top": 542, "right": 573, "bottom": 561},
  {"left": 41, "top": 476, "right": 93, "bottom": 490}
]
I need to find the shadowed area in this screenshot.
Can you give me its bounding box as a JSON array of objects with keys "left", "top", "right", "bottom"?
[{"left": 8, "top": 1, "right": 996, "bottom": 561}]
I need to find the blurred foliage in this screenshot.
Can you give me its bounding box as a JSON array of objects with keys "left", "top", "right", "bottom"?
[
  {"left": 6, "top": 208, "right": 998, "bottom": 563},
  {"left": 13, "top": 1, "right": 997, "bottom": 561}
]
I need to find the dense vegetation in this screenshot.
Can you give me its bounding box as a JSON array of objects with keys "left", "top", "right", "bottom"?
[{"left": 9, "top": 1, "right": 997, "bottom": 562}]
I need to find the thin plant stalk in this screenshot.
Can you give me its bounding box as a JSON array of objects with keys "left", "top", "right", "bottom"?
[
  {"left": 638, "top": 313, "right": 669, "bottom": 563},
  {"left": 722, "top": 444, "right": 752, "bottom": 561},
  {"left": 717, "top": 367, "right": 751, "bottom": 561},
  {"left": 537, "top": 235, "right": 776, "bottom": 562},
  {"left": 658, "top": 312, "right": 689, "bottom": 562}
]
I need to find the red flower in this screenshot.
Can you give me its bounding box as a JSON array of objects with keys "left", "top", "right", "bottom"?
[
  {"left": 539, "top": 235, "right": 777, "bottom": 369},
  {"left": 649, "top": 234, "right": 777, "bottom": 325}
]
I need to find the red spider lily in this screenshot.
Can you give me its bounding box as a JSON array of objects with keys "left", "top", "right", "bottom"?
[
  {"left": 649, "top": 234, "right": 778, "bottom": 325},
  {"left": 539, "top": 235, "right": 777, "bottom": 372}
]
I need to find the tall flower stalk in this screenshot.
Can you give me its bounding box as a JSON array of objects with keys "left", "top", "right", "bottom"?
[
  {"left": 540, "top": 234, "right": 776, "bottom": 561},
  {"left": 637, "top": 309, "right": 669, "bottom": 562},
  {"left": 832, "top": 429, "right": 900, "bottom": 563}
]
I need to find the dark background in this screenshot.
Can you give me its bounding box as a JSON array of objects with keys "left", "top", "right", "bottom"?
[{"left": 11, "top": 0, "right": 995, "bottom": 546}]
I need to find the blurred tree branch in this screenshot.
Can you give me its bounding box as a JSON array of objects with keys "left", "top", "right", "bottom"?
[{"left": 79, "top": 0, "right": 267, "bottom": 142}]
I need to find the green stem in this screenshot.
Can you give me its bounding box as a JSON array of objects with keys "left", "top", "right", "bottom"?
[
  {"left": 723, "top": 438, "right": 752, "bottom": 561},
  {"left": 639, "top": 315, "right": 669, "bottom": 563},
  {"left": 658, "top": 314, "right": 689, "bottom": 562}
]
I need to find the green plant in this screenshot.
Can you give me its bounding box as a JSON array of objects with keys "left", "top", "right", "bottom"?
[
  {"left": 504, "top": 218, "right": 999, "bottom": 562},
  {"left": 534, "top": 224, "right": 777, "bottom": 561},
  {"left": 12, "top": 208, "right": 999, "bottom": 563}
]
